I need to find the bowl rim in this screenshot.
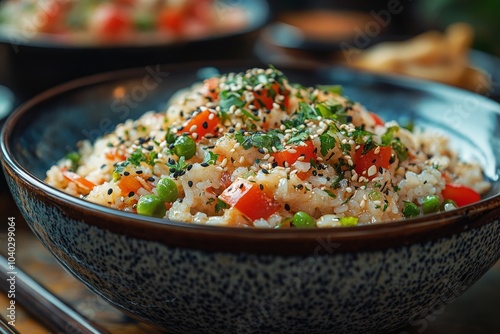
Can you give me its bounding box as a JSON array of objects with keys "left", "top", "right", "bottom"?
[
  {"left": 2, "top": 61, "right": 500, "bottom": 254},
  {"left": 0, "top": 0, "right": 269, "bottom": 50}
]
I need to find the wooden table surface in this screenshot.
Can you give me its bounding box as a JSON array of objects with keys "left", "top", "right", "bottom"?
[{"left": 1, "top": 187, "right": 499, "bottom": 334}]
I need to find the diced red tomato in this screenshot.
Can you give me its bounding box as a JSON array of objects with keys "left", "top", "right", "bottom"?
[
  {"left": 201, "top": 77, "right": 219, "bottom": 101},
  {"left": 219, "top": 178, "right": 280, "bottom": 221},
  {"left": 253, "top": 82, "right": 290, "bottom": 110},
  {"left": 442, "top": 183, "right": 481, "bottom": 207},
  {"left": 179, "top": 109, "right": 220, "bottom": 140},
  {"left": 157, "top": 6, "right": 184, "bottom": 33},
  {"left": 89, "top": 4, "right": 133, "bottom": 39},
  {"left": 118, "top": 175, "right": 142, "bottom": 196},
  {"left": 370, "top": 112, "right": 385, "bottom": 126},
  {"left": 354, "top": 145, "right": 392, "bottom": 179},
  {"left": 62, "top": 170, "right": 96, "bottom": 191},
  {"left": 272, "top": 140, "right": 317, "bottom": 167}
]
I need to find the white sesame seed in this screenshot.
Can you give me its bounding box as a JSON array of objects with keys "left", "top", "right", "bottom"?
[
  {"left": 239, "top": 156, "right": 245, "bottom": 164},
  {"left": 233, "top": 142, "right": 240, "bottom": 149},
  {"left": 208, "top": 113, "right": 215, "bottom": 120},
  {"left": 360, "top": 200, "right": 366, "bottom": 208},
  {"left": 341, "top": 139, "right": 347, "bottom": 144},
  {"left": 189, "top": 125, "right": 197, "bottom": 132},
  {"left": 373, "top": 200, "right": 381, "bottom": 206},
  {"left": 367, "top": 165, "right": 378, "bottom": 177},
  {"left": 374, "top": 146, "right": 380, "bottom": 154},
  {"left": 263, "top": 154, "right": 270, "bottom": 160},
  {"left": 220, "top": 158, "right": 228, "bottom": 167},
  {"left": 346, "top": 187, "right": 353, "bottom": 193}
]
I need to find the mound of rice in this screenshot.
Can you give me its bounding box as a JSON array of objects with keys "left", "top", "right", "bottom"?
[{"left": 46, "top": 66, "right": 490, "bottom": 228}]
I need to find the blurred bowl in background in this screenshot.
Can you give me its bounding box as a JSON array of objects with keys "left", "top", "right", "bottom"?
[{"left": 0, "top": 0, "right": 269, "bottom": 101}]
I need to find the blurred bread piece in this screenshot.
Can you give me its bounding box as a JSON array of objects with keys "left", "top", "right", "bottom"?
[{"left": 350, "top": 23, "right": 491, "bottom": 93}]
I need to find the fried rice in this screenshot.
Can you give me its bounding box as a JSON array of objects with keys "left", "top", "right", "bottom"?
[{"left": 46, "top": 66, "right": 490, "bottom": 228}]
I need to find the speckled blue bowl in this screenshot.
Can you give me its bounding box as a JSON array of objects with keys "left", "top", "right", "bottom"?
[{"left": 2, "top": 63, "right": 500, "bottom": 334}]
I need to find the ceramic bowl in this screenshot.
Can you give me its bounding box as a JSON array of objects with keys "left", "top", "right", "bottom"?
[{"left": 2, "top": 62, "right": 499, "bottom": 334}]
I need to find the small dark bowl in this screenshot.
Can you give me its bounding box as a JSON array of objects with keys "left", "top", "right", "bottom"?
[
  {"left": 0, "top": 0, "right": 269, "bottom": 101},
  {"left": 1, "top": 62, "right": 500, "bottom": 334}
]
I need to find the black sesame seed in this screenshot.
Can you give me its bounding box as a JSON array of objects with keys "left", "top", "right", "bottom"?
[
  {"left": 188, "top": 180, "right": 194, "bottom": 187},
  {"left": 107, "top": 188, "right": 113, "bottom": 195},
  {"left": 187, "top": 164, "right": 193, "bottom": 171},
  {"left": 378, "top": 167, "right": 383, "bottom": 174},
  {"left": 285, "top": 203, "right": 291, "bottom": 211},
  {"left": 128, "top": 191, "right": 135, "bottom": 197},
  {"left": 147, "top": 145, "right": 154, "bottom": 151},
  {"left": 297, "top": 184, "right": 304, "bottom": 190},
  {"left": 124, "top": 171, "right": 130, "bottom": 176},
  {"left": 201, "top": 163, "right": 209, "bottom": 167},
  {"left": 259, "top": 184, "right": 264, "bottom": 190},
  {"left": 147, "top": 177, "right": 155, "bottom": 182},
  {"left": 258, "top": 148, "right": 265, "bottom": 154},
  {"left": 262, "top": 169, "right": 269, "bottom": 174},
  {"left": 168, "top": 158, "right": 176, "bottom": 165},
  {"left": 100, "top": 164, "right": 107, "bottom": 169},
  {"left": 271, "top": 162, "right": 278, "bottom": 168},
  {"left": 202, "top": 121, "right": 209, "bottom": 129},
  {"left": 312, "top": 170, "right": 318, "bottom": 176},
  {"left": 239, "top": 183, "right": 244, "bottom": 189},
  {"left": 229, "top": 128, "right": 235, "bottom": 133},
  {"left": 136, "top": 170, "right": 143, "bottom": 174}
]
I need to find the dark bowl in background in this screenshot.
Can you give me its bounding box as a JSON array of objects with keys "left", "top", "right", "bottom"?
[{"left": 0, "top": 0, "right": 269, "bottom": 102}]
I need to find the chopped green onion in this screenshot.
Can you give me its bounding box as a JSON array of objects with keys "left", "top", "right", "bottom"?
[{"left": 339, "top": 216, "right": 358, "bottom": 226}]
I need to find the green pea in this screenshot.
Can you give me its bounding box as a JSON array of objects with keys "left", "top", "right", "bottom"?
[
  {"left": 173, "top": 135, "right": 196, "bottom": 159},
  {"left": 403, "top": 201, "right": 420, "bottom": 218},
  {"left": 137, "top": 194, "right": 166, "bottom": 218},
  {"left": 442, "top": 199, "right": 458, "bottom": 212},
  {"left": 157, "top": 178, "right": 178, "bottom": 202},
  {"left": 292, "top": 211, "right": 316, "bottom": 228},
  {"left": 422, "top": 195, "right": 440, "bottom": 214}
]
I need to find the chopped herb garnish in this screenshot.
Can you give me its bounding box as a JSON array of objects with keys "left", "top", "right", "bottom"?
[
  {"left": 215, "top": 198, "right": 229, "bottom": 213},
  {"left": 203, "top": 150, "right": 219, "bottom": 165}
]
